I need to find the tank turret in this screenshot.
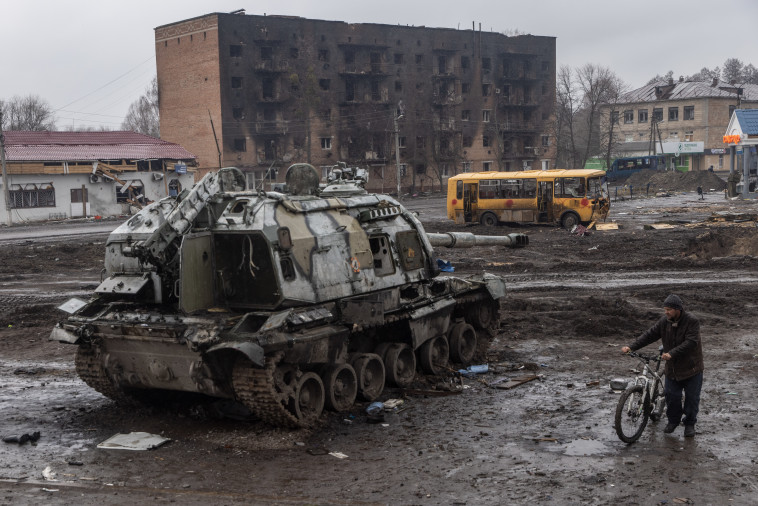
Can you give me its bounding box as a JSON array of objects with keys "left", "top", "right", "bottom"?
[{"left": 52, "top": 163, "right": 528, "bottom": 427}]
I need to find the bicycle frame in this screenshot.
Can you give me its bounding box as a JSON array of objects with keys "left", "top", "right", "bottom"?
[{"left": 614, "top": 349, "right": 666, "bottom": 443}]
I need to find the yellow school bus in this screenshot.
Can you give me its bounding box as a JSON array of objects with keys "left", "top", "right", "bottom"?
[{"left": 447, "top": 169, "right": 610, "bottom": 228}]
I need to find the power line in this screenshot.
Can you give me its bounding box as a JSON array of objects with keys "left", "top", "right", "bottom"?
[{"left": 54, "top": 55, "right": 155, "bottom": 112}]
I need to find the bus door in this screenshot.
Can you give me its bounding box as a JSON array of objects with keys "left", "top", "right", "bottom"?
[
  {"left": 463, "top": 183, "right": 478, "bottom": 223},
  {"left": 537, "top": 181, "right": 553, "bottom": 223}
]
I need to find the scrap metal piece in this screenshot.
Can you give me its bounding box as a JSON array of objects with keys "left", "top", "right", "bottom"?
[{"left": 97, "top": 432, "right": 171, "bottom": 451}]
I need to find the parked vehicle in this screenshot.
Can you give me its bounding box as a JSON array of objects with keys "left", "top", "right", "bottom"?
[{"left": 447, "top": 169, "right": 610, "bottom": 229}]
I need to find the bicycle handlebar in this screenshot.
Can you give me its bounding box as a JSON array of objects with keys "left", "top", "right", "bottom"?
[{"left": 626, "top": 350, "right": 662, "bottom": 363}]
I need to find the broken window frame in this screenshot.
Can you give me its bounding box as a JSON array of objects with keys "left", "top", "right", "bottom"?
[
  {"left": 668, "top": 107, "right": 679, "bottom": 121},
  {"left": 9, "top": 183, "right": 55, "bottom": 208},
  {"left": 320, "top": 137, "right": 332, "bottom": 150},
  {"left": 683, "top": 106, "right": 695, "bottom": 120}
]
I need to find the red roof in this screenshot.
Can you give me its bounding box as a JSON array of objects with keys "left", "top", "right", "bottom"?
[{"left": 2, "top": 131, "right": 196, "bottom": 162}]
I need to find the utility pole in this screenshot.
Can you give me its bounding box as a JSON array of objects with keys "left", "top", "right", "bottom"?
[
  {"left": 394, "top": 110, "right": 403, "bottom": 197},
  {"left": 0, "top": 111, "right": 12, "bottom": 226}
]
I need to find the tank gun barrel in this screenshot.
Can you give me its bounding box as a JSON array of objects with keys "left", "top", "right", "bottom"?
[{"left": 426, "top": 232, "right": 528, "bottom": 249}]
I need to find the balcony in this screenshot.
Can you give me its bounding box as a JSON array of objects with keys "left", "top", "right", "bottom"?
[
  {"left": 254, "top": 120, "right": 289, "bottom": 135},
  {"left": 432, "top": 93, "right": 462, "bottom": 106},
  {"left": 256, "top": 91, "right": 290, "bottom": 103},
  {"left": 339, "top": 65, "right": 387, "bottom": 76},
  {"left": 253, "top": 60, "right": 290, "bottom": 73},
  {"left": 498, "top": 121, "right": 537, "bottom": 132},
  {"left": 432, "top": 118, "right": 460, "bottom": 131}
]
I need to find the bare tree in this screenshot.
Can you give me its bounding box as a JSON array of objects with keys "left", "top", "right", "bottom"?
[
  {"left": 555, "top": 65, "right": 579, "bottom": 168},
  {"left": 121, "top": 77, "right": 159, "bottom": 137},
  {"left": 646, "top": 70, "right": 674, "bottom": 85},
  {"left": 0, "top": 95, "right": 56, "bottom": 131},
  {"left": 743, "top": 64, "right": 758, "bottom": 85}
]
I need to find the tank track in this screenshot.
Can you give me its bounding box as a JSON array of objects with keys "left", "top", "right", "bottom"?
[
  {"left": 232, "top": 351, "right": 302, "bottom": 428},
  {"left": 74, "top": 344, "right": 128, "bottom": 402}
]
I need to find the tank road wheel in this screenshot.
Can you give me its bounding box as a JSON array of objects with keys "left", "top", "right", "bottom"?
[
  {"left": 384, "top": 343, "right": 416, "bottom": 387},
  {"left": 418, "top": 335, "right": 450, "bottom": 375},
  {"left": 322, "top": 364, "right": 358, "bottom": 412},
  {"left": 467, "top": 301, "right": 499, "bottom": 330},
  {"left": 289, "top": 372, "right": 325, "bottom": 424},
  {"left": 351, "top": 353, "right": 385, "bottom": 401},
  {"left": 449, "top": 322, "right": 477, "bottom": 365},
  {"left": 233, "top": 353, "right": 321, "bottom": 428}
]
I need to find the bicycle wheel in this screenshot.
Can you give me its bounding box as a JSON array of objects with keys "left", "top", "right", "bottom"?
[{"left": 615, "top": 385, "right": 649, "bottom": 443}]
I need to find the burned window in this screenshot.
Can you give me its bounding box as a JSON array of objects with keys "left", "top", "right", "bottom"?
[
  {"left": 344, "top": 50, "right": 355, "bottom": 64},
  {"left": 555, "top": 177, "right": 585, "bottom": 198},
  {"left": 482, "top": 135, "right": 490, "bottom": 147},
  {"left": 415, "top": 54, "right": 424, "bottom": 65},
  {"left": 234, "top": 138, "right": 247, "bottom": 152},
  {"left": 461, "top": 56, "right": 470, "bottom": 70},
  {"left": 289, "top": 47, "right": 299, "bottom": 59},
  {"left": 230, "top": 45, "right": 242, "bottom": 57},
  {"left": 541, "top": 61, "right": 549, "bottom": 72},
  {"left": 233, "top": 107, "right": 245, "bottom": 120},
  {"left": 369, "top": 235, "right": 395, "bottom": 276},
  {"left": 463, "top": 135, "right": 473, "bottom": 147},
  {"left": 318, "top": 49, "right": 330, "bottom": 62},
  {"left": 482, "top": 84, "right": 491, "bottom": 96},
  {"left": 260, "top": 47, "right": 273, "bottom": 60},
  {"left": 262, "top": 77, "right": 274, "bottom": 99},
  {"left": 371, "top": 81, "right": 380, "bottom": 101},
  {"left": 684, "top": 106, "right": 695, "bottom": 120},
  {"left": 461, "top": 110, "right": 471, "bottom": 121},
  {"left": 416, "top": 136, "right": 426, "bottom": 149},
  {"left": 482, "top": 57, "right": 491, "bottom": 70},
  {"left": 415, "top": 164, "right": 426, "bottom": 175},
  {"left": 437, "top": 55, "right": 447, "bottom": 74},
  {"left": 394, "top": 53, "right": 404, "bottom": 64},
  {"left": 482, "top": 110, "right": 491, "bottom": 123},
  {"left": 653, "top": 108, "right": 663, "bottom": 122},
  {"left": 9, "top": 183, "right": 55, "bottom": 208},
  {"left": 319, "top": 79, "right": 330, "bottom": 90},
  {"left": 395, "top": 81, "right": 403, "bottom": 92},
  {"left": 462, "top": 82, "right": 471, "bottom": 94},
  {"left": 320, "top": 137, "right": 332, "bottom": 150},
  {"left": 231, "top": 77, "right": 243, "bottom": 89}
]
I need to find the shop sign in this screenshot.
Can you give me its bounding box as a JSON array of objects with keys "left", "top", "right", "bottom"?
[
  {"left": 723, "top": 135, "right": 741, "bottom": 144},
  {"left": 660, "top": 141, "right": 704, "bottom": 155},
  {"left": 174, "top": 163, "right": 187, "bottom": 174},
  {"left": 705, "top": 148, "right": 727, "bottom": 155}
]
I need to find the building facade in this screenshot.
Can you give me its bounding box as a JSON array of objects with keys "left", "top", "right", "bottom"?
[
  {"left": 0, "top": 131, "right": 196, "bottom": 222},
  {"left": 607, "top": 78, "right": 758, "bottom": 172},
  {"left": 155, "top": 12, "right": 556, "bottom": 193}
]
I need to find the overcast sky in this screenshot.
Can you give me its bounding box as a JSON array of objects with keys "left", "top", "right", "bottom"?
[{"left": 2, "top": 0, "right": 756, "bottom": 131}]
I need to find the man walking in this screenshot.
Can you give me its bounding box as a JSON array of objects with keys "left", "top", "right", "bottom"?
[{"left": 622, "top": 294, "right": 704, "bottom": 437}]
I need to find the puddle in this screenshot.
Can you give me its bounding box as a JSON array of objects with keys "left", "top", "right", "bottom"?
[{"left": 562, "top": 439, "right": 609, "bottom": 456}]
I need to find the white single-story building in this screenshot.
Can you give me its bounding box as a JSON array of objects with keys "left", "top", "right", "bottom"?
[{"left": 0, "top": 131, "right": 196, "bottom": 222}]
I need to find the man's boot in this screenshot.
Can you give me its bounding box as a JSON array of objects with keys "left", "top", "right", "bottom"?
[
  {"left": 684, "top": 425, "right": 696, "bottom": 437},
  {"left": 664, "top": 423, "right": 678, "bottom": 434}
]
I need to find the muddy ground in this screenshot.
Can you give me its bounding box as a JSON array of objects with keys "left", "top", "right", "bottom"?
[{"left": 1, "top": 188, "right": 757, "bottom": 505}]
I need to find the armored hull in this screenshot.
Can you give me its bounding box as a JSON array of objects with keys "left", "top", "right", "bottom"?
[{"left": 52, "top": 164, "right": 526, "bottom": 427}]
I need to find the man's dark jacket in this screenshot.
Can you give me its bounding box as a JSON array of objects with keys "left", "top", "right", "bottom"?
[{"left": 629, "top": 311, "right": 704, "bottom": 380}]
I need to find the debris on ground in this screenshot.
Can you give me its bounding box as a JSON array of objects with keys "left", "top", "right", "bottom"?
[
  {"left": 97, "top": 432, "right": 171, "bottom": 451},
  {"left": 458, "top": 364, "right": 489, "bottom": 377},
  {"left": 492, "top": 375, "right": 540, "bottom": 390},
  {"left": 2, "top": 431, "right": 40, "bottom": 445}
]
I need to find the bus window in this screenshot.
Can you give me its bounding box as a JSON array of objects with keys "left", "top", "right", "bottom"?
[
  {"left": 522, "top": 178, "right": 537, "bottom": 198},
  {"left": 456, "top": 180, "right": 463, "bottom": 199},
  {"left": 587, "top": 177, "right": 606, "bottom": 198},
  {"left": 501, "top": 179, "right": 520, "bottom": 198},
  {"left": 479, "top": 180, "right": 500, "bottom": 199},
  {"left": 555, "top": 177, "right": 585, "bottom": 198}
]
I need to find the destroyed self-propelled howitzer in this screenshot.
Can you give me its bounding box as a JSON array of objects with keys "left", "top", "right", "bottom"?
[{"left": 52, "top": 163, "right": 528, "bottom": 427}]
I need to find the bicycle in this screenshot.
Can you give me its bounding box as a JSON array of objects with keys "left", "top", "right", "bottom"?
[{"left": 613, "top": 347, "right": 666, "bottom": 443}]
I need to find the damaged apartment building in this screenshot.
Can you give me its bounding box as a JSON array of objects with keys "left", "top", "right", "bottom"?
[{"left": 155, "top": 11, "right": 556, "bottom": 193}]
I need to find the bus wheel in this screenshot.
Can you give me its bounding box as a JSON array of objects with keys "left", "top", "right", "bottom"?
[
  {"left": 480, "top": 213, "right": 498, "bottom": 227},
  {"left": 561, "top": 212, "right": 579, "bottom": 230}
]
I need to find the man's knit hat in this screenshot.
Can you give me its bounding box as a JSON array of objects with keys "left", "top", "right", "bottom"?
[{"left": 663, "top": 294, "right": 683, "bottom": 311}]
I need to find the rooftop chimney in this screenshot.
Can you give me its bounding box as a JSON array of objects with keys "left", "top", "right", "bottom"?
[{"left": 712, "top": 77, "right": 719, "bottom": 87}]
